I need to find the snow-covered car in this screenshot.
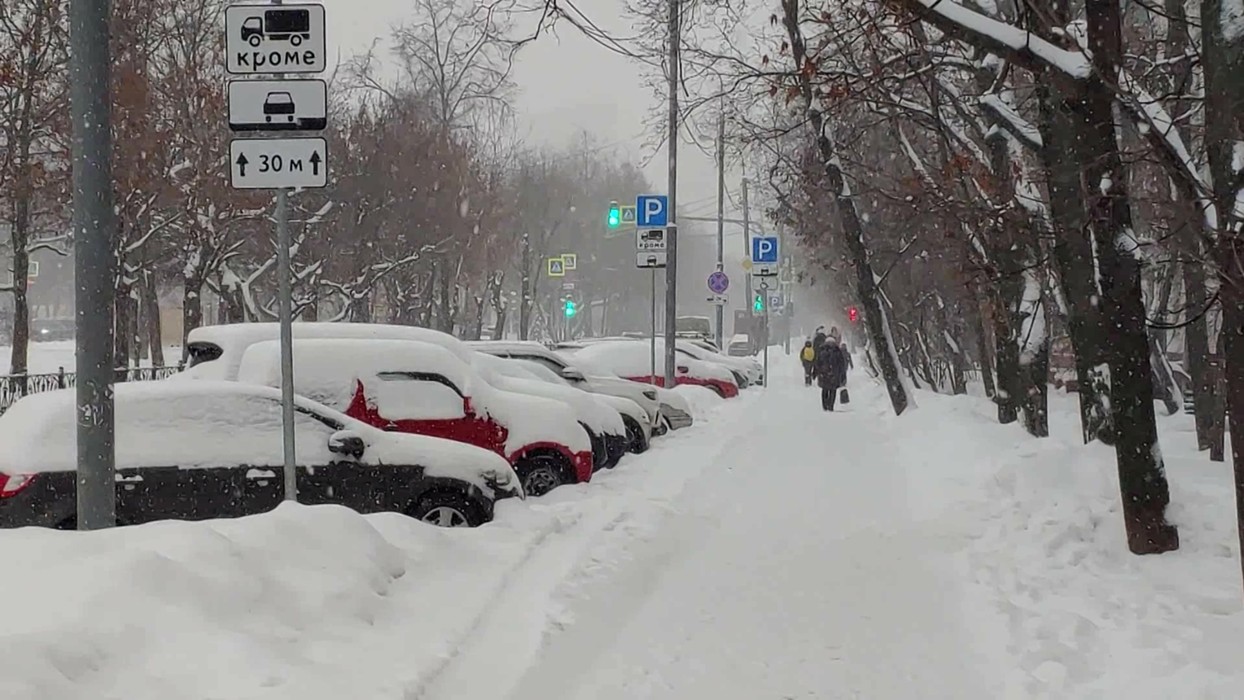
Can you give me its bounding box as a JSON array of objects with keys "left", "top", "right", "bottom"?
[
  {"left": 236, "top": 338, "right": 595, "bottom": 497},
  {"left": 727, "top": 334, "right": 753, "bottom": 357},
  {"left": 553, "top": 347, "right": 694, "bottom": 432},
  {"left": 675, "top": 339, "right": 763, "bottom": 387},
  {"left": 498, "top": 358, "right": 652, "bottom": 453},
  {"left": 472, "top": 353, "right": 634, "bottom": 467},
  {"left": 0, "top": 381, "right": 520, "bottom": 530},
  {"left": 565, "top": 340, "right": 740, "bottom": 399},
  {"left": 466, "top": 341, "right": 666, "bottom": 433}
]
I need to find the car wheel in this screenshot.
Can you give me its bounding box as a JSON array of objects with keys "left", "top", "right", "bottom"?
[
  {"left": 290, "top": 35, "right": 303, "bottom": 46},
  {"left": 515, "top": 456, "right": 565, "bottom": 497},
  {"left": 411, "top": 491, "right": 485, "bottom": 528},
  {"left": 623, "top": 416, "right": 649, "bottom": 453}
]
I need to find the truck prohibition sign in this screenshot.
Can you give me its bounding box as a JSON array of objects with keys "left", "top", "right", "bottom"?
[{"left": 225, "top": 4, "right": 326, "bottom": 74}]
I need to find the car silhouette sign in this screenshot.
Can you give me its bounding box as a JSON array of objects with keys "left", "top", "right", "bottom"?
[{"left": 228, "top": 79, "right": 327, "bottom": 132}]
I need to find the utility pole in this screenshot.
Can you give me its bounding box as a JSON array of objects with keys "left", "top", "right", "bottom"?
[
  {"left": 714, "top": 108, "right": 726, "bottom": 350},
  {"left": 663, "top": 0, "right": 680, "bottom": 387},
  {"left": 72, "top": 0, "right": 117, "bottom": 530},
  {"left": 741, "top": 177, "right": 752, "bottom": 349}
]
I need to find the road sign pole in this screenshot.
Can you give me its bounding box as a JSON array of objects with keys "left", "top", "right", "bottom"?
[
  {"left": 715, "top": 108, "right": 725, "bottom": 350},
  {"left": 269, "top": 0, "right": 298, "bottom": 502},
  {"left": 275, "top": 188, "right": 298, "bottom": 500},
  {"left": 742, "top": 177, "right": 752, "bottom": 341},
  {"left": 650, "top": 269, "right": 657, "bottom": 384},
  {"left": 71, "top": 0, "right": 117, "bottom": 530},
  {"left": 663, "top": 0, "right": 680, "bottom": 389},
  {"left": 764, "top": 304, "right": 770, "bottom": 390}
]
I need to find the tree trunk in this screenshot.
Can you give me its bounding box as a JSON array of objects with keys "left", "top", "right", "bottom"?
[
  {"left": 143, "top": 276, "right": 163, "bottom": 366},
  {"left": 1036, "top": 82, "right": 1114, "bottom": 445},
  {"left": 1184, "top": 258, "right": 1215, "bottom": 450},
  {"left": 8, "top": 219, "right": 31, "bottom": 377},
  {"left": 519, "top": 234, "right": 533, "bottom": 341},
  {"left": 973, "top": 293, "right": 997, "bottom": 397},
  {"left": 1020, "top": 335, "right": 1050, "bottom": 437},
  {"left": 182, "top": 277, "right": 204, "bottom": 361},
  {"left": 1082, "top": 0, "right": 1177, "bottom": 554},
  {"left": 993, "top": 257, "right": 1023, "bottom": 424}
]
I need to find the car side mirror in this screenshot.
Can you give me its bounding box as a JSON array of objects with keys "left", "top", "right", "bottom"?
[
  {"left": 328, "top": 430, "right": 366, "bottom": 459},
  {"left": 561, "top": 367, "right": 586, "bottom": 382}
]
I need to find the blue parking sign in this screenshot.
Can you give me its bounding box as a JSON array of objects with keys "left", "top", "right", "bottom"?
[
  {"left": 636, "top": 195, "right": 669, "bottom": 227},
  {"left": 751, "top": 236, "right": 779, "bottom": 264}
]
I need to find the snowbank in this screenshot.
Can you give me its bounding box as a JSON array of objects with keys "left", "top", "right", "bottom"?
[
  {"left": 673, "top": 384, "right": 725, "bottom": 418},
  {"left": 873, "top": 382, "right": 1244, "bottom": 698},
  {"left": 0, "top": 502, "right": 560, "bottom": 700}
]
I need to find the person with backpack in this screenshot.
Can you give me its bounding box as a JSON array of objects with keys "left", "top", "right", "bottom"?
[
  {"left": 800, "top": 339, "right": 816, "bottom": 386},
  {"left": 814, "top": 327, "right": 849, "bottom": 411}
]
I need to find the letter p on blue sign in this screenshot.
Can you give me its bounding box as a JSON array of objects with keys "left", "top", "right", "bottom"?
[
  {"left": 636, "top": 195, "right": 668, "bottom": 227},
  {"left": 751, "top": 236, "right": 779, "bottom": 264}
]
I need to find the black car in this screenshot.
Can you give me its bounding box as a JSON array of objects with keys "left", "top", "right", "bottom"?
[{"left": 0, "top": 380, "right": 521, "bottom": 530}]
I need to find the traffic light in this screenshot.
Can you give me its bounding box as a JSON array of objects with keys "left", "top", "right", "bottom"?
[
  {"left": 848, "top": 306, "right": 859, "bottom": 323},
  {"left": 753, "top": 294, "right": 765, "bottom": 313},
  {"left": 564, "top": 299, "right": 577, "bottom": 318},
  {"left": 607, "top": 200, "right": 621, "bottom": 229}
]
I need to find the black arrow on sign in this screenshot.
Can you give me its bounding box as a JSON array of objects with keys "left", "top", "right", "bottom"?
[
  {"left": 309, "top": 150, "right": 322, "bottom": 176},
  {"left": 235, "top": 152, "right": 249, "bottom": 177}
]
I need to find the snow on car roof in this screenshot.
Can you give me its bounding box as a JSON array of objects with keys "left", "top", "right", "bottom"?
[
  {"left": 186, "top": 323, "right": 475, "bottom": 381},
  {"left": 473, "top": 354, "right": 623, "bottom": 434},
  {"left": 238, "top": 338, "right": 476, "bottom": 410},
  {"left": 0, "top": 380, "right": 511, "bottom": 485},
  {"left": 572, "top": 341, "right": 735, "bottom": 384}
]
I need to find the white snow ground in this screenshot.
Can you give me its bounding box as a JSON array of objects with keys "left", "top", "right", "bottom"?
[{"left": 1, "top": 353, "right": 1242, "bottom": 699}]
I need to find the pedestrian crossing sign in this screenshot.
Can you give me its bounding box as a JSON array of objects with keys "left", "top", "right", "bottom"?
[{"left": 548, "top": 257, "right": 565, "bottom": 277}]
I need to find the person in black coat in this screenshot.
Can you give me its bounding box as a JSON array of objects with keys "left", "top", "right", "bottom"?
[{"left": 814, "top": 327, "right": 848, "bottom": 411}]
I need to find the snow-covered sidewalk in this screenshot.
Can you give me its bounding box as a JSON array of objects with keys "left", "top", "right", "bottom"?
[{"left": 2, "top": 354, "right": 1242, "bottom": 699}]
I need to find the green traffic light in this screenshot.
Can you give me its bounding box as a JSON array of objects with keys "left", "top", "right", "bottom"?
[
  {"left": 753, "top": 295, "right": 764, "bottom": 312},
  {"left": 607, "top": 201, "right": 620, "bottom": 228},
  {"left": 565, "top": 300, "right": 577, "bottom": 317}
]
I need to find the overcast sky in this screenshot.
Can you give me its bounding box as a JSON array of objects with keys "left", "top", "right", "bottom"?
[{"left": 325, "top": 0, "right": 740, "bottom": 236}]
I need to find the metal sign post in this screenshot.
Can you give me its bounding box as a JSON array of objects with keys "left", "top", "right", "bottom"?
[
  {"left": 226, "top": 0, "right": 328, "bottom": 501},
  {"left": 635, "top": 220, "right": 668, "bottom": 384},
  {"left": 72, "top": 0, "right": 118, "bottom": 529}
]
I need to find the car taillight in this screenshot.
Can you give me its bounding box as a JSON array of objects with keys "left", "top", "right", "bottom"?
[{"left": 0, "top": 473, "right": 36, "bottom": 498}]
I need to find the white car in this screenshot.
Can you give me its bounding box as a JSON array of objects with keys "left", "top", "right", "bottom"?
[
  {"left": 466, "top": 341, "right": 671, "bottom": 433},
  {"left": 488, "top": 356, "right": 652, "bottom": 453},
  {"left": 554, "top": 346, "right": 695, "bottom": 431},
  {"left": 675, "top": 339, "right": 763, "bottom": 387},
  {"left": 472, "top": 352, "right": 634, "bottom": 467},
  {"left": 564, "top": 340, "right": 740, "bottom": 399},
  {"left": 0, "top": 381, "right": 520, "bottom": 530}
]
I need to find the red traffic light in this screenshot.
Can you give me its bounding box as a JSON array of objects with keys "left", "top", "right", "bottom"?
[{"left": 848, "top": 306, "right": 859, "bottom": 323}]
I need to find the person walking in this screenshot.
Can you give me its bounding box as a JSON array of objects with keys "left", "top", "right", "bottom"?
[
  {"left": 800, "top": 339, "right": 816, "bottom": 386},
  {"left": 814, "top": 327, "right": 848, "bottom": 411}
]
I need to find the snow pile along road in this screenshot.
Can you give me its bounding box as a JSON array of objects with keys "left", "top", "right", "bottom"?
[
  {"left": 0, "top": 503, "right": 572, "bottom": 700},
  {"left": 909, "top": 388, "right": 1244, "bottom": 699}
]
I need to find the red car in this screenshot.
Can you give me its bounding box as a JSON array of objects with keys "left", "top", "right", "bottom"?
[{"left": 236, "top": 338, "right": 594, "bottom": 497}]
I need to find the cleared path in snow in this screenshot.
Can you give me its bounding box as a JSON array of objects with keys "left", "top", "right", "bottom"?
[{"left": 428, "top": 360, "right": 1000, "bottom": 699}]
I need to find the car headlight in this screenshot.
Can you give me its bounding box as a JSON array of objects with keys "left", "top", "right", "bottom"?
[
  {"left": 643, "top": 389, "right": 658, "bottom": 401},
  {"left": 484, "top": 468, "right": 513, "bottom": 486}
]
